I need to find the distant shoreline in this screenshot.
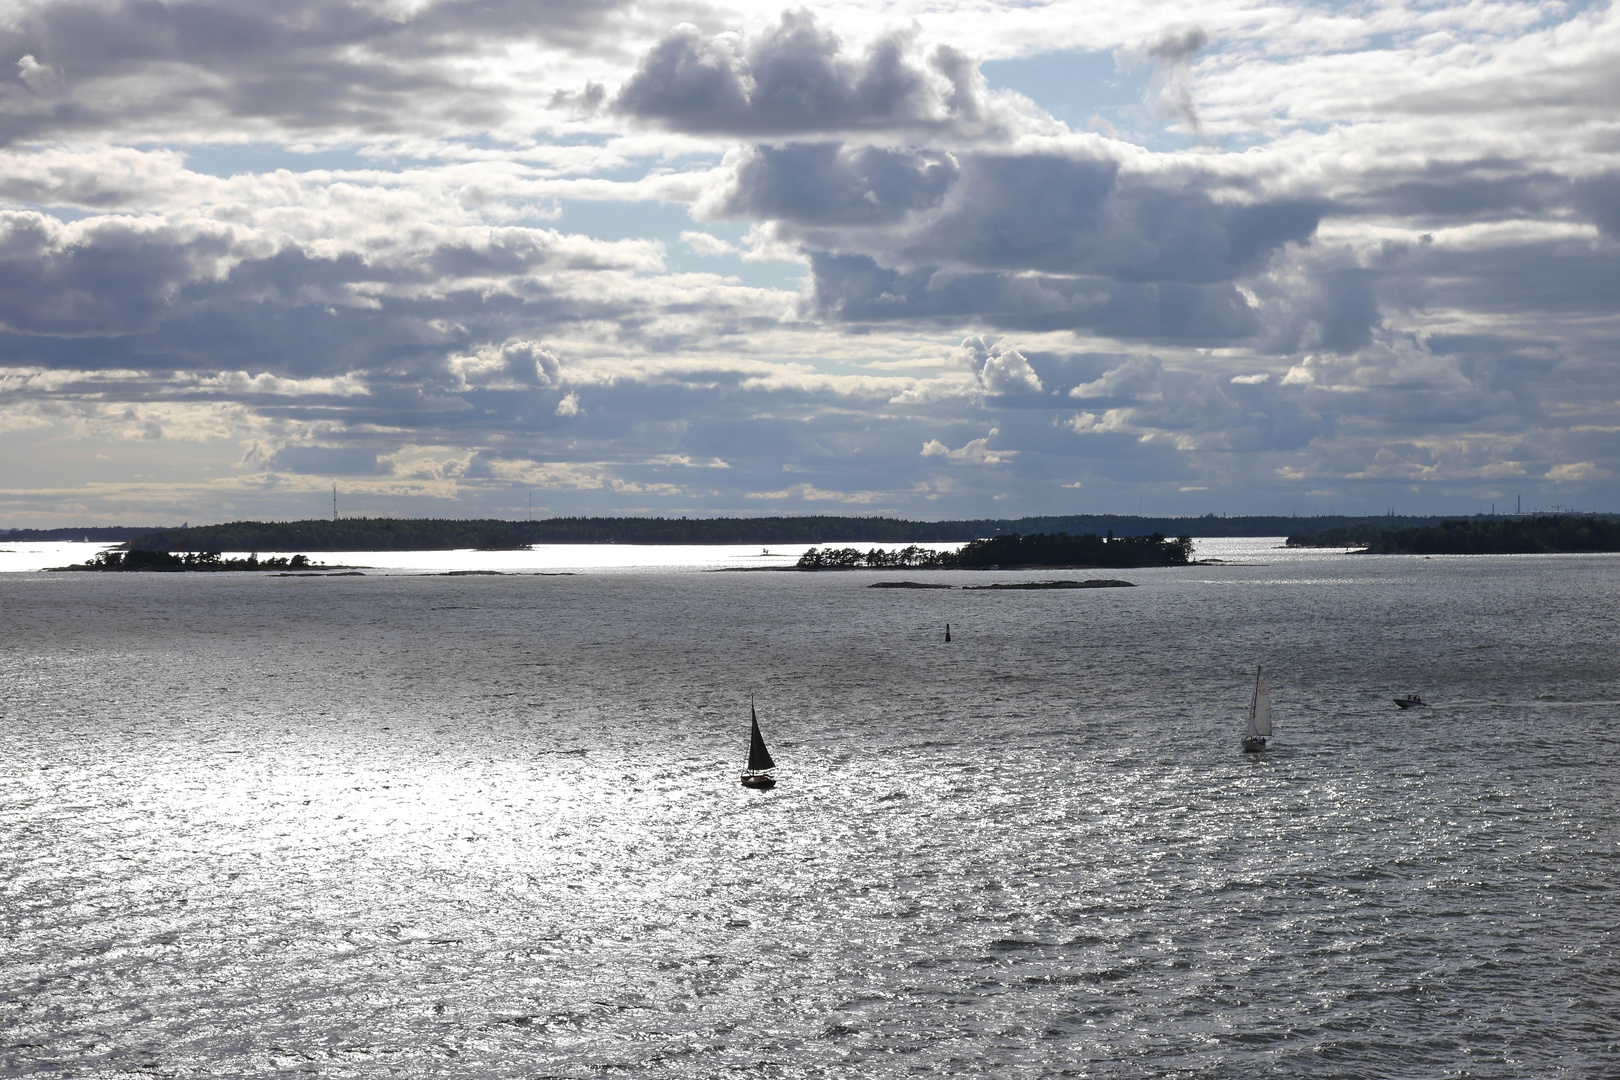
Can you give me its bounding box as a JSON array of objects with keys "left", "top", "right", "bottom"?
[
  {"left": 1287, "top": 514, "right": 1620, "bottom": 554},
  {"left": 2, "top": 512, "right": 1545, "bottom": 552}
]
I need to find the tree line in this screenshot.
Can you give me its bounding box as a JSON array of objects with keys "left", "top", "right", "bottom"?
[
  {"left": 1290, "top": 515, "right": 1620, "bottom": 554},
  {"left": 61, "top": 551, "right": 313, "bottom": 571},
  {"left": 112, "top": 513, "right": 1488, "bottom": 552},
  {"left": 797, "top": 532, "right": 1194, "bottom": 570}
]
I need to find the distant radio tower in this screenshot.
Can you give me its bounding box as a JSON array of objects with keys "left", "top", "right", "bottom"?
[{"left": 333, "top": 482, "right": 339, "bottom": 522}]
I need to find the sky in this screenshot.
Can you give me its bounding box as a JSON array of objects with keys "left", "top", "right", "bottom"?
[{"left": 0, "top": 0, "right": 1617, "bottom": 524}]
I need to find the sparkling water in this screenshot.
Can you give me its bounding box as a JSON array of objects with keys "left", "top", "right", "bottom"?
[{"left": 2, "top": 543, "right": 1616, "bottom": 1076}]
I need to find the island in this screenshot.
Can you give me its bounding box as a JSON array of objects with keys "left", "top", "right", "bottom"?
[
  {"left": 962, "top": 579, "right": 1136, "bottom": 590},
  {"left": 53, "top": 551, "right": 318, "bottom": 572},
  {"left": 1286, "top": 514, "right": 1620, "bottom": 554},
  {"left": 799, "top": 532, "right": 1192, "bottom": 570},
  {"left": 866, "top": 578, "right": 1136, "bottom": 590}
]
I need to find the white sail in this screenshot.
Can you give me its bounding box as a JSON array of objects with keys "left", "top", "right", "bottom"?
[{"left": 1252, "top": 669, "right": 1272, "bottom": 737}]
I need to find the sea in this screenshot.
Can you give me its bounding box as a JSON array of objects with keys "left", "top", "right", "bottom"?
[{"left": 1, "top": 538, "right": 1615, "bottom": 1078}]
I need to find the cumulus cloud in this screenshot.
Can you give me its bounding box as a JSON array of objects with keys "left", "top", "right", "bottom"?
[
  {"left": 1547, "top": 461, "right": 1603, "bottom": 482},
  {"left": 615, "top": 11, "right": 991, "bottom": 137},
  {"left": 0, "top": 212, "right": 243, "bottom": 334},
  {"left": 715, "top": 143, "right": 959, "bottom": 226},
  {"left": 14, "top": 55, "right": 62, "bottom": 96},
  {"left": 919, "top": 428, "right": 1013, "bottom": 464},
  {"left": 741, "top": 148, "right": 1324, "bottom": 290},
  {"left": 954, "top": 336, "right": 1043, "bottom": 395},
  {"left": 809, "top": 252, "right": 1263, "bottom": 341},
  {"left": 1063, "top": 354, "right": 1326, "bottom": 453},
  {"left": 2, "top": 2, "right": 1620, "bottom": 522},
  {"left": 0, "top": 0, "right": 631, "bottom": 145},
  {"left": 718, "top": 145, "right": 1331, "bottom": 343},
  {"left": 447, "top": 341, "right": 563, "bottom": 390}
]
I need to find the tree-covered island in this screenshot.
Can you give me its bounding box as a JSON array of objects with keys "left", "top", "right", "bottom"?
[
  {"left": 797, "top": 532, "right": 1193, "bottom": 570},
  {"left": 55, "top": 551, "right": 315, "bottom": 572},
  {"left": 1286, "top": 514, "right": 1620, "bottom": 554}
]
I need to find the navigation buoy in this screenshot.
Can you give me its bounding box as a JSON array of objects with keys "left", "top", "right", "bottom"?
[{"left": 945, "top": 623, "right": 951, "bottom": 643}]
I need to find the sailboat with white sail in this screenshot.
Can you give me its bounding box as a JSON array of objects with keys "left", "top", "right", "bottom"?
[
  {"left": 1241, "top": 665, "right": 1272, "bottom": 753},
  {"left": 741, "top": 701, "right": 777, "bottom": 789}
]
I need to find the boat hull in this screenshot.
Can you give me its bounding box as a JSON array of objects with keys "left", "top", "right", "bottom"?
[
  {"left": 741, "top": 772, "right": 776, "bottom": 789},
  {"left": 1393, "top": 697, "right": 1427, "bottom": 709},
  {"left": 1241, "top": 736, "right": 1268, "bottom": 753}
]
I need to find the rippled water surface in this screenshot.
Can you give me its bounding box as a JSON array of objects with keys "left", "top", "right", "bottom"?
[{"left": 2, "top": 546, "right": 1617, "bottom": 1077}]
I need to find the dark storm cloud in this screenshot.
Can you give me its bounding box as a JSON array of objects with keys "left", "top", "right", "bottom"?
[
  {"left": 615, "top": 10, "right": 981, "bottom": 135},
  {"left": 0, "top": 0, "right": 625, "bottom": 142}
]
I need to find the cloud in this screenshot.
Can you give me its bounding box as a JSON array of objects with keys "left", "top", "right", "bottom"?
[
  {"left": 1143, "top": 26, "right": 1208, "bottom": 133},
  {"left": 715, "top": 143, "right": 958, "bottom": 226},
  {"left": 0, "top": 212, "right": 243, "bottom": 334},
  {"left": 1546, "top": 461, "right": 1605, "bottom": 483},
  {"left": 680, "top": 231, "right": 736, "bottom": 257},
  {"left": 1062, "top": 354, "right": 1327, "bottom": 454},
  {"left": 808, "top": 252, "right": 1266, "bottom": 340},
  {"left": 15, "top": 55, "right": 62, "bottom": 96},
  {"left": 447, "top": 341, "right": 562, "bottom": 390},
  {"left": 746, "top": 482, "right": 885, "bottom": 503},
  {"left": 919, "top": 428, "right": 1013, "bottom": 464},
  {"left": 1575, "top": 173, "right": 1620, "bottom": 239},
  {"left": 2, "top": 3, "right": 1620, "bottom": 523},
  {"left": 0, "top": 0, "right": 631, "bottom": 145},
  {"left": 615, "top": 11, "right": 991, "bottom": 137},
  {"left": 954, "top": 336, "right": 1043, "bottom": 395},
  {"left": 271, "top": 444, "right": 381, "bottom": 476},
  {"left": 710, "top": 145, "right": 1327, "bottom": 342}
]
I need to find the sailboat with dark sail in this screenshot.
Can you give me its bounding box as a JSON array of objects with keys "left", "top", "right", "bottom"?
[
  {"left": 741, "top": 702, "right": 777, "bottom": 789},
  {"left": 1241, "top": 665, "right": 1273, "bottom": 753}
]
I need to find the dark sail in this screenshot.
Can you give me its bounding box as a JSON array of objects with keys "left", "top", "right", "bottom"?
[{"left": 747, "top": 705, "right": 775, "bottom": 771}]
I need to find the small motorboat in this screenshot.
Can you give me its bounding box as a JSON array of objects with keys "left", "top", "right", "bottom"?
[{"left": 1393, "top": 694, "right": 1428, "bottom": 709}]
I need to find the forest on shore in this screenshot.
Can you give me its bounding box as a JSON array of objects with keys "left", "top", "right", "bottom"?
[
  {"left": 797, "top": 532, "right": 1194, "bottom": 570},
  {"left": 1287, "top": 515, "right": 1620, "bottom": 553},
  {"left": 98, "top": 513, "right": 1471, "bottom": 552}
]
